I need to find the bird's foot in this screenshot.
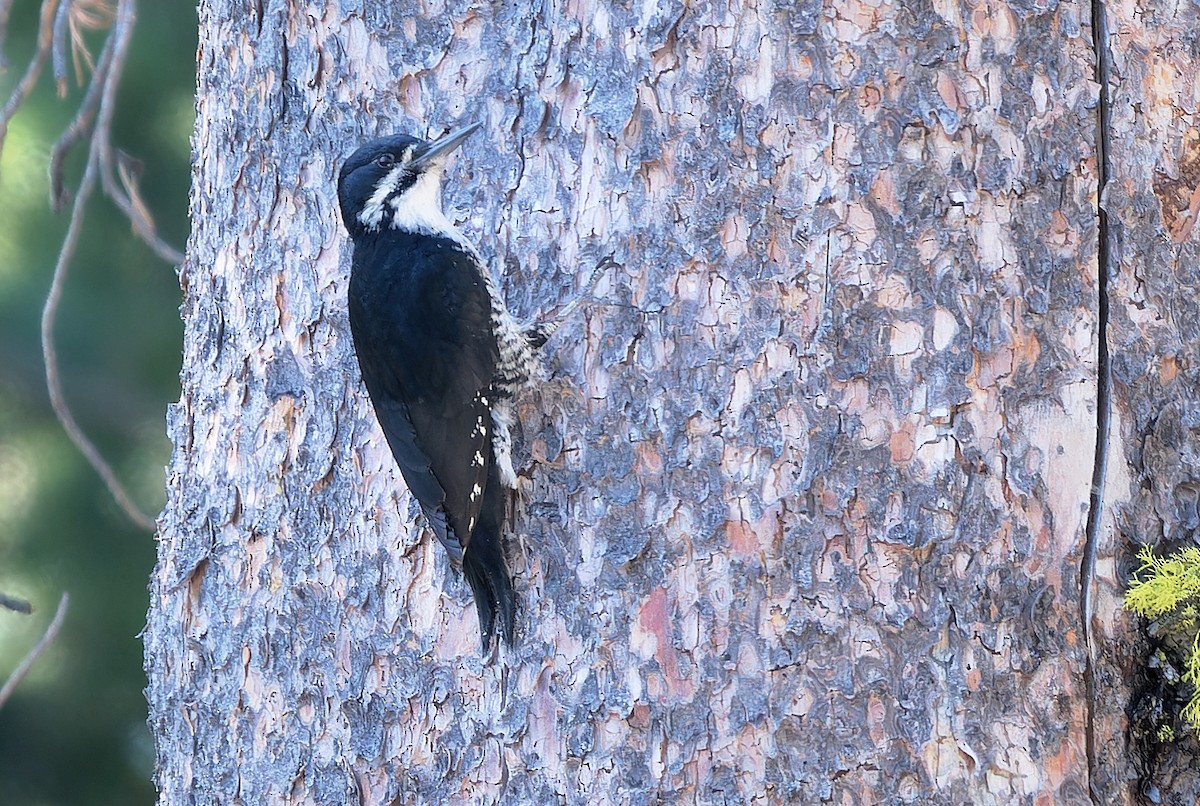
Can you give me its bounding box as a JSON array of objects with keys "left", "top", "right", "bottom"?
[{"left": 527, "top": 253, "right": 620, "bottom": 347}]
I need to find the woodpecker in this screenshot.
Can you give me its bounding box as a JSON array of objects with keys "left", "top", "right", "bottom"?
[{"left": 336, "top": 123, "right": 552, "bottom": 649}]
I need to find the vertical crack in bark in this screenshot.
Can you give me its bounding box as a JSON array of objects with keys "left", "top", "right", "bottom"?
[{"left": 1083, "top": 0, "right": 1113, "bottom": 800}]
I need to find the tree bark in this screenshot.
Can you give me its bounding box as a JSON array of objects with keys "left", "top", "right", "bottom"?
[
  {"left": 1090, "top": 0, "right": 1200, "bottom": 801},
  {"left": 145, "top": 0, "right": 1187, "bottom": 803}
]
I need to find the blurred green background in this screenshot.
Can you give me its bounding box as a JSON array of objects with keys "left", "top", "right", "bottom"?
[{"left": 0, "top": 2, "right": 195, "bottom": 803}]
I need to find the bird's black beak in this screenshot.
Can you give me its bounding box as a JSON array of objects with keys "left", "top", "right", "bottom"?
[{"left": 411, "top": 123, "right": 481, "bottom": 169}]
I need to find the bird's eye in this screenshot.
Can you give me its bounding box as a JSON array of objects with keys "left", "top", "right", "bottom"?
[{"left": 376, "top": 153, "right": 396, "bottom": 168}]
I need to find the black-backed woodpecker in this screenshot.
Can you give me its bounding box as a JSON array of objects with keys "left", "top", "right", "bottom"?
[{"left": 337, "top": 124, "right": 549, "bottom": 650}]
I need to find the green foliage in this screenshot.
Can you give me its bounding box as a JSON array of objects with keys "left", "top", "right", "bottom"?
[
  {"left": 1125, "top": 545, "right": 1200, "bottom": 621},
  {"left": 1125, "top": 544, "right": 1200, "bottom": 734}
]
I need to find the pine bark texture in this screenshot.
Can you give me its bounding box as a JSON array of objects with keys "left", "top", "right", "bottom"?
[
  {"left": 144, "top": 0, "right": 1189, "bottom": 803},
  {"left": 1091, "top": 0, "right": 1200, "bottom": 801}
]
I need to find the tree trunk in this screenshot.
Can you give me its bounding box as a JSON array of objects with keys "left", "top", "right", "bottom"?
[
  {"left": 145, "top": 0, "right": 1188, "bottom": 803},
  {"left": 1089, "top": 0, "right": 1200, "bottom": 801}
]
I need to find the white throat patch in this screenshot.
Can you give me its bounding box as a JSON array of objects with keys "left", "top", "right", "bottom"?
[
  {"left": 389, "top": 170, "right": 456, "bottom": 237},
  {"left": 390, "top": 169, "right": 476, "bottom": 251}
]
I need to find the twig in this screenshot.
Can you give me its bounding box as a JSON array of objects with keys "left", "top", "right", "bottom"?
[
  {"left": 0, "top": 592, "right": 33, "bottom": 614},
  {"left": 41, "top": 0, "right": 156, "bottom": 531},
  {"left": 0, "top": 0, "right": 16, "bottom": 70},
  {"left": 49, "top": 31, "right": 113, "bottom": 211},
  {"left": 6, "top": 0, "right": 183, "bottom": 258},
  {"left": 0, "top": 593, "right": 69, "bottom": 711},
  {"left": 51, "top": 0, "right": 70, "bottom": 96},
  {"left": 1, "top": 0, "right": 177, "bottom": 530},
  {"left": 0, "top": 0, "right": 60, "bottom": 154},
  {"left": 100, "top": 151, "right": 185, "bottom": 264},
  {"left": 41, "top": 147, "right": 154, "bottom": 528},
  {"left": 530, "top": 253, "right": 619, "bottom": 343},
  {"left": 93, "top": 0, "right": 184, "bottom": 264}
]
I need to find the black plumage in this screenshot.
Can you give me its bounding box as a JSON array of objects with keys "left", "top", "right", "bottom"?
[{"left": 337, "top": 126, "right": 520, "bottom": 648}]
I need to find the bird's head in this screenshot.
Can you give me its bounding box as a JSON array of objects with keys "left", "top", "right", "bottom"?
[{"left": 337, "top": 123, "right": 480, "bottom": 238}]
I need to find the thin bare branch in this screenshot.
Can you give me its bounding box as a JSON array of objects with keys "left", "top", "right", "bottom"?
[
  {"left": 0, "top": 592, "right": 33, "bottom": 614},
  {"left": 49, "top": 31, "right": 113, "bottom": 211},
  {"left": 49, "top": 5, "right": 182, "bottom": 263},
  {"left": 100, "top": 152, "right": 185, "bottom": 264},
  {"left": 0, "top": 0, "right": 61, "bottom": 153},
  {"left": 52, "top": 0, "right": 70, "bottom": 95},
  {"left": 0, "top": 593, "right": 69, "bottom": 711},
  {"left": 92, "top": 0, "right": 184, "bottom": 265},
  {"left": 41, "top": 0, "right": 155, "bottom": 531},
  {"left": 0, "top": 0, "right": 175, "bottom": 529},
  {"left": 0, "top": 0, "right": 16, "bottom": 70},
  {"left": 41, "top": 149, "right": 153, "bottom": 529}
]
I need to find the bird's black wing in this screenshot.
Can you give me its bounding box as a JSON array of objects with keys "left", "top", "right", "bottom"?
[{"left": 348, "top": 233, "right": 498, "bottom": 564}]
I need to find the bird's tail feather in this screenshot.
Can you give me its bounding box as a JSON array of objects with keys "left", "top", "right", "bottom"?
[
  {"left": 463, "top": 522, "right": 515, "bottom": 649},
  {"left": 463, "top": 464, "right": 515, "bottom": 649}
]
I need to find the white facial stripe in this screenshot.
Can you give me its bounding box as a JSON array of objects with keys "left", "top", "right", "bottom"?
[{"left": 357, "top": 164, "right": 405, "bottom": 231}]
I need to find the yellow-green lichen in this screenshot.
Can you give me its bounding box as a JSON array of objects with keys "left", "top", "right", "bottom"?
[{"left": 1125, "top": 544, "right": 1200, "bottom": 734}]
